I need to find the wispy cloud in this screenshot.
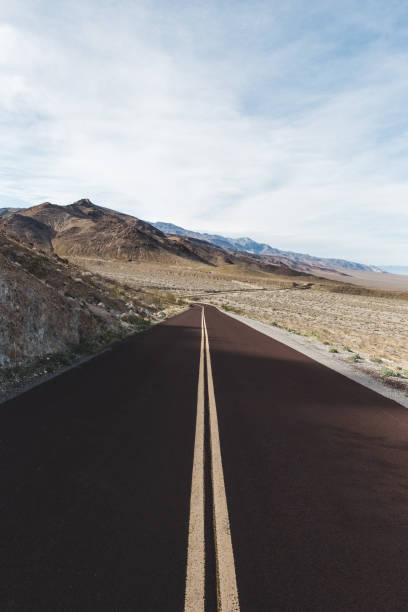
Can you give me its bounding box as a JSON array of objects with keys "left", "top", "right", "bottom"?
[{"left": 0, "top": 0, "right": 407, "bottom": 264}]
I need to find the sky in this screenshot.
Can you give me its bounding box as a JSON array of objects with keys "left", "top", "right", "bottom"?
[{"left": 1, "top": 0, "right": 407, "bottom": 265}]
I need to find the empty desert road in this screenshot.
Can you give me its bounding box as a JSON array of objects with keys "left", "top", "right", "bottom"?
[{"left": 2, "top": 304, "right": 408, "bottom": 611}]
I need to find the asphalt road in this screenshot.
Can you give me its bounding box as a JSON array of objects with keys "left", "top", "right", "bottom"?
[{"left": 2, "top": 304, "right": 408, "bottom": 611}]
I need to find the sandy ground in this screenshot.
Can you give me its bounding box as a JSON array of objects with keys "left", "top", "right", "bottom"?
[
  {"left": 318, "top": 269, "right": 408, "bottom": 290},
  {"left": 209, "top": 287, "right": 408, "bottom": 367},
  {"left": 76, "top": 259, "right": 408, "bottom": 386}
]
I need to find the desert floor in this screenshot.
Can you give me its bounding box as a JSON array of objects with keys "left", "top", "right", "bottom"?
[{"left": 78, "top": 259, "right": 408, "bottom": 383}]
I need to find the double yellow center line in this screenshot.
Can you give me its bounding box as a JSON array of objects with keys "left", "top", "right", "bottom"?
[{"left": 184, "top": 308, "right": 240, "bottom": 612}]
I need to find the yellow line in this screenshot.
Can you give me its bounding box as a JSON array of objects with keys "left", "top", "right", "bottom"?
[
  {"left": 203, "top": 313, "right": 240, "bottom": 612},
  {"left": 184, "top": 308, "right": 206, "bottom": 612}
]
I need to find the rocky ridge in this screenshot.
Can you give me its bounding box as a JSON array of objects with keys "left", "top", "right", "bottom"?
[{"left": 153, "top": 221, "right": 383, "bottom": 275}]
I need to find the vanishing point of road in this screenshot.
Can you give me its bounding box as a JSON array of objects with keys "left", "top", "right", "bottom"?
[{"left": 2, "top": 305, "right": 408, "bottom": 611}]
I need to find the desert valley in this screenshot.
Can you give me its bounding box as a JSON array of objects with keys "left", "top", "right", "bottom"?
[{"left": 1, "top": 198, "right": 407, "bottom": 399}]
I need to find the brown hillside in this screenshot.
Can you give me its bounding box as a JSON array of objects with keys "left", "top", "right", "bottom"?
[
  {"left": 0, "top": 199, "right": 304, "bottom": 276},
  {"left": 1, "top": 199, "right": 220, "bottom": 264},
  {"left": 0, "top": 213, "right": 55, "bottom": 251}
]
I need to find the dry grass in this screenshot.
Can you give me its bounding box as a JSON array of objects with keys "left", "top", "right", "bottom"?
[
  {"left": 75, "top": 258, "right": 408, "bottom": 369},
  {"left": 211, "top": 287, "right": 408, "bottom": 367}
]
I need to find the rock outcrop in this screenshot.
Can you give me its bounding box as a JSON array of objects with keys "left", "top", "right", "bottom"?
[{"left": 0, "top": 231, "right": 148, "bottom": 367}]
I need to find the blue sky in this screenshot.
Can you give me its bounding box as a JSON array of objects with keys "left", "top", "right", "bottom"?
[{"left": 1, "top": 0, "right": 407, "bottom": 265}]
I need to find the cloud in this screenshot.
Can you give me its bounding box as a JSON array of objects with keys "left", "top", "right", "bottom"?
[{"left": 0, "top": 0, "right": 407, "bottom": 264}]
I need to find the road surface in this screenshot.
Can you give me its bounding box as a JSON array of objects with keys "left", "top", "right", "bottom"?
[{"left": 1, "top": 304, "right": 408, "bottom": 611}]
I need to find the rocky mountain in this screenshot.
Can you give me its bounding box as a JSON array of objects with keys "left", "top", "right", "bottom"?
[
  {"left": 153, "top": 222, "right": 383, "bottom": 275},
  {"left": 0, "top": 199, "right": 303, "bottom": 275},
  {"left": 1, "top": 200, "right": 170, "bottom": 260},
  {"left": 0, "top": 201, "right": 390, "bottom": 280},
  {"left": 0, "top": 200, "right": 231, "bottom": 265},
  {"left": 1, "top": 199, "right": 381, "bottom": 280}
]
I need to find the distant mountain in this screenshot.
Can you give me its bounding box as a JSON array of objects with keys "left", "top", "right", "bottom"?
[
  {"left": 151, "top": 223, "right": 279, "bottom": 255},
  {"left": 380, "top": 265, "right": 408, "bottom": 275},
  {"left": 153, "top": 222, "right": 383, "bottom": 275},
  {"left": 0, "top": 207, "right": 21, "bottom": 217}
]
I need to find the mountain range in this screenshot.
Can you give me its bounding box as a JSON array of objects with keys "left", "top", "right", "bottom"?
[
  {"left": 0, "top": 200, "right": 305, "bottom": 276},
  {"left": 0, "top": 199, "right": 385, "bottom": 277},
  {"left": 152, "top": 222, "right": 383, "bottom": 275}
]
